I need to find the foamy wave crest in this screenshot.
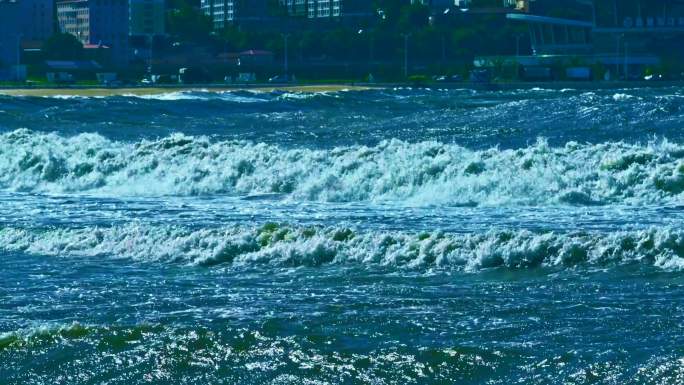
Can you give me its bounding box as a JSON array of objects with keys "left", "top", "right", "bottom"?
[
  {"left": 2, "top": 129, "right": 684, "bottom": 205},
  {"left": 2, "top": 223, "right": 684, "bottom": 271}
]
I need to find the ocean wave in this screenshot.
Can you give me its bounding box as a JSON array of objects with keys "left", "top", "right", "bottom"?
[
  {"left": 2, "top": 129, "right": 684, "bottom": 205},
  {"left": 0, "top": 322, "right": 93, "bottom": 351},
  {"left": 2, "top": 223, "right": 684, "bottom": 271},
  {"left": 28, "top": 89, "right": 338, "bottom": 102}
]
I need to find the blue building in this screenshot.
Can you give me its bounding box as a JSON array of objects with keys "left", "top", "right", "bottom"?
[
  {"left": 57, "top": 0, "right": 131, "bottom": 66},
  {"left": 0, "top": 0, "right": 53, "bottom": 69},
  {"left": 0, "top": 0, "right": 22, "bottom": 68}
]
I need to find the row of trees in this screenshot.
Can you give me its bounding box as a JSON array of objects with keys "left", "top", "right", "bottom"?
[
  {"left": 34, "top": 0, "right": 529, "bottom": 70},
  {"left": 164, "top": 0, "right": 527, "bottom": 64}
]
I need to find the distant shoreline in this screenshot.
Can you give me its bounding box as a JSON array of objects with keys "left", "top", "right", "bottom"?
[
  {"left": 0, "top": 84, "right": 375, "bottom": 97},
  {"left": 0, "top": 80, "right": 683, "bottom": 97}
]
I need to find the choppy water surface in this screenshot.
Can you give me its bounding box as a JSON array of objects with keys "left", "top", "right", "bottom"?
[{"left": 2, "top": 87, "right": 684, "bottom": 384}]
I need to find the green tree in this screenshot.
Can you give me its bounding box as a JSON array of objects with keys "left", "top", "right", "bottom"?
[
  {"left": 220, "top": 25, "right": 248, "bottom": 52},
  {"left": 42, "top": 33, "right": 84, "bottom": 60},
  {"left": 398, "top": 3, "right": 430, "bottom": 31},
  {"left": 166, "top": 5, "right": 213, "bottom": 42},
  {"left": 265, "top": 0, "right": 288, "bottom": 17}
]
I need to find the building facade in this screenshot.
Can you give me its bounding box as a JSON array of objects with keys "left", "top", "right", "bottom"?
[
  {"left": 0, "top": 0, "right": 22, "bottom": 68},
  {"left": 57, "top": 0, "right": 165, "bottom": 66},
  {"left": 129, "top": 0, "right": 165, "bottom": 36},
  {"left": 1, "top": 0, "right": 53, "bottom": 69},
  {"left": 201, "top": 0, "right": 236, "bottom": 29},
  {"left": 57, "top": 0, "right": 130, "bottom": 66},
  {"left": 200, "top": 0, "right": 371, "bottom": 30},
  {"left": 21, "top": 0, "right": 55, "bottom": 41}
]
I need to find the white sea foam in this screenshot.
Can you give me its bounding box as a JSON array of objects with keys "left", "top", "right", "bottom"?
[
  {"left": 122, "top": 90, "right": 212, "bottom": 101},
  {"left": 612, "top": 93, "right": 637, "bottom": 101},
  {"left": 1, "top": 129, "right": 684, "bottom": 205},
  {"left": 2, "top": 223, "right": 684, "bottom": 271}
]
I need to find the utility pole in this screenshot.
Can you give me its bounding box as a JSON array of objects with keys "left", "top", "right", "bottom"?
[
  {"left": 282, "top": 33, "right": 290, "bottom": 76},
  {"left": 15, "top": 34, "right": 22, "bottom": 67},
  {"left": 615, "top": 33, "right": 623, "bottom": 79},
  {"left": 624, "top": 41, "right": 629, "bottom": 80},
  {"left": 441, "top": 35, "right": 446, "bottom": 63},
  {"left": 401, "top": 33, "right": 410, "bottom": 78},
  {"left": 148, "top": 34, "right": 154, "bottom": 76}
]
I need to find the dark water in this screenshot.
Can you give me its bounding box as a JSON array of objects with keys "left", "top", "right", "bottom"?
[{"left": 1, "top": 87, "right": 684, "bottom": 384}]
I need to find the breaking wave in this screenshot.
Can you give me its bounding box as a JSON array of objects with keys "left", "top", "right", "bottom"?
[
  {"left": 2, "top": 129, "right": 684, "bottom": 205},
  {"left": 3, "top": 223, "right": 684, "bottom": 271}
]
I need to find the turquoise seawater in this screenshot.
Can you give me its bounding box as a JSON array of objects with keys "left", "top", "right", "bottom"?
[{"left": 1, "top": 87, "right": 684, "bottom": 384}]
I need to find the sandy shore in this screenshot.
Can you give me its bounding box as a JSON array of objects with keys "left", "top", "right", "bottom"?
[{"left": 0, "top": 84, "right": 375, "bottom": 97}]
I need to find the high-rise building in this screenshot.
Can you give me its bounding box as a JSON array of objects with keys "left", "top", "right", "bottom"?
[
  {"left": 0, "top": 0, "right": 54, "bottom": 68},
  {"left": 201, "top": 0, "right": 236, "bottom": 29},
  {"left": 282, "top": 0, "right": 370, "bottom": 20},
  {"left": 57, "top": 0, "right": 130, "bottom": 65},
  {"left": 129, "top": 0, "right": 165, "bottom": 36},
  {"left": 0, "top": 0, "right": 22, "bottom": 68},
  {"left": 201, "top": 0, "right": 276, "bottom": 29},
  {"left": 56, "top": 0, "right": 165, "bottom": 66},
  {"left": 21, "top": 0, "right": 55, "bottom": 41}
]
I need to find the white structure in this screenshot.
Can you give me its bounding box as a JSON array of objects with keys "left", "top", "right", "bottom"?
[
  {"left": 201, "top": 0, "right": 235, "bottom": 29},
  {"left": 281, "top": 0, "right": 342, "bottom": 18}
]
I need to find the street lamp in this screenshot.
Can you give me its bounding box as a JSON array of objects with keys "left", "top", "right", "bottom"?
[
  {"left": 615, "top": 33, "right": 624, "bottom": 80},
  {"left": 401, "top": 33, "right": 411, "bottom": 78},
  {"left": 282, "top": 33, "right": 290, "bottom": 76},
  {"left": 624, "top": 40, "right": 629, "bottom": 80},
  {"left": 15, "top": 34, "right": 22, "bottom": 68},
  {"left": 358, "top": 29, "right": 375, "bottom": 68},
  {"left": 147, "top": 34, "right": 154, "bottom": 76}
]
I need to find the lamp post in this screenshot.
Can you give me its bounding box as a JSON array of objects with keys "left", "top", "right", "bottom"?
[
  {"left": 148, "top": 34, "right": 154, "bottom": 76},
  {"left": 401, "top": 33, "right": 410, "bottom": 78},
  {"left": 282, "top": 33, "right": 290, "bottom": 76},
  {"left": 359, "top": 29, "right": 376, "bottom": 70},
  {"left": 15, "top": 34, "right": 22, "bottom": 67},
  {"left": 441, "top": 8, "right": 450, "bottom": 64},
  {"left": 615, "top": 33, "right": 623, "bottom": 79},
  {"left": 624, "top": 40, "right": 629, "bottom": 80}
]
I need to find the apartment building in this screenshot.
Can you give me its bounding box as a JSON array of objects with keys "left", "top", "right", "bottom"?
[
  {"left": 21, "top": 0, "right": 55, "bottom": 41},
  {"left": 0, "top": 0, "right": 22, "bottom": 67},
  {"left": 201, "top": 0, "right": 236, "bottom": 29},
  {"left": 282, "top": 0, "right": 370, "bottom": 20},
  {"left": 57, "top": 0, "right": 130, "bottom": 65},
  {"left": 129, "top": 0, "right": 165, "bottom": 36},
  {"left": 0, "top": 0, "right": 54, "bottom": 69}
]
